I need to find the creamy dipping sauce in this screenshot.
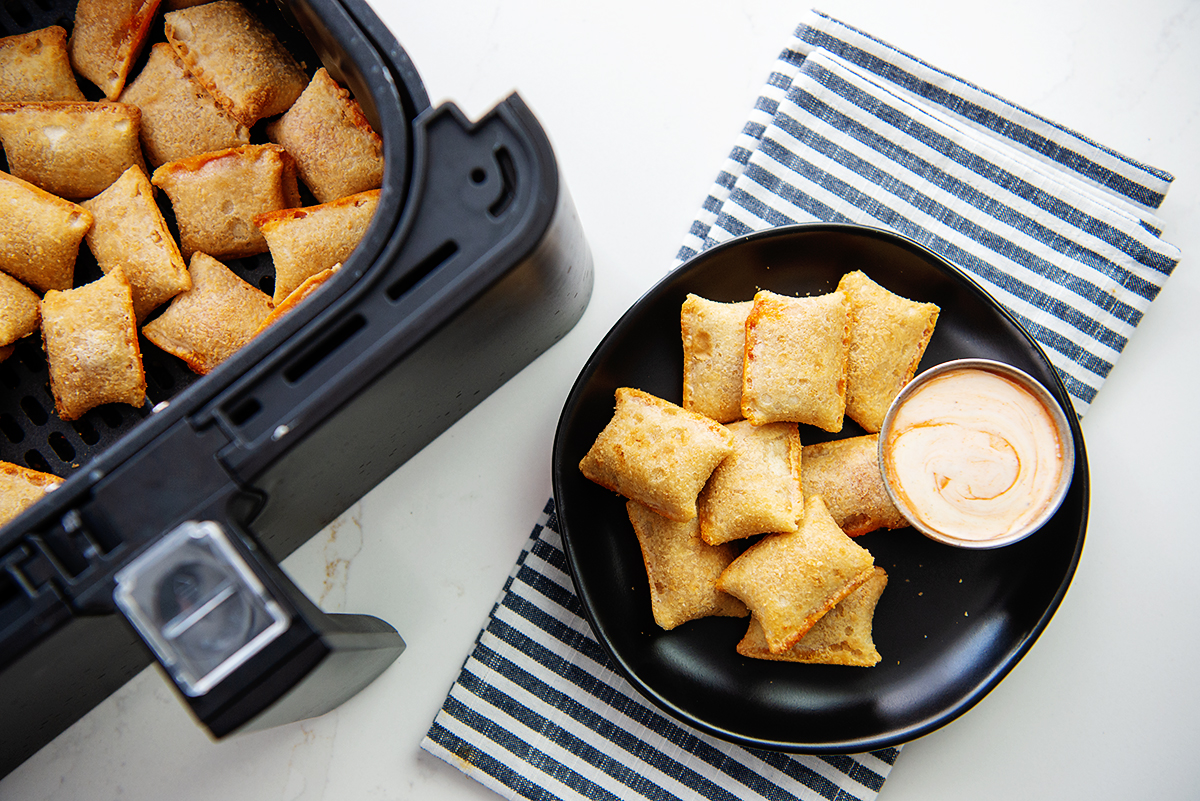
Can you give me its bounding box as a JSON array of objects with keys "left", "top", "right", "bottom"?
[{"left": 882, "top": 367, "right": 1064, "bottom": 543}]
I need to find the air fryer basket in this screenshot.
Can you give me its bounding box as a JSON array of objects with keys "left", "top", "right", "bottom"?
[{"left": 1, "top": 0, "right": 593, "bottom": 778}]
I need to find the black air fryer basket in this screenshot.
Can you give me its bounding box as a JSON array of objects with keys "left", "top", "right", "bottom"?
[{"left": 0, "top": 0, "right": 593, "bottom": 777}]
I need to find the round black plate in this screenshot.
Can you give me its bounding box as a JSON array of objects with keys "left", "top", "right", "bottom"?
[{"left": 551, "top": 223, "right": 1089, "bottom": 753}]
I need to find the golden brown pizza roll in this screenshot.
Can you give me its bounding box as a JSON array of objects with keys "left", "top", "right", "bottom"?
[
  {"left": 741, "top": 290, "right": 849, "bottom": 432},
  {"left": 838, "top": 271, "right": 940, "bottom": 432},
  {"left": 118, "top": 42, "right": 251, "bottom": 168},
  {"left": 736, "top": 567, "right": 887, "bottom": 666},
  {"left": 680, "top": 294, "right": 752, "bottom": 423},
  {"left": 142, "top": 252, "right": 274, "bottom": 375},
  {"left": 40, "top": 267, "right": 146, "bottom": 421},
  {"left": 698, "top": 420, "right": 802, "bottom": 546},
  {"left": 579, "top": 387, "right": 735, "bottom": 522},
  {"left": 0, "top": 170, "right": 92, "bottom": 293},
  {"left": 256, "top": 264, "right": 340, "bottom": 333},
  {"left": 266, "top": 68, "right": 384, "bottom": 204},
  {"left": 68, "top": 0, "right": 161, "bottom": 100},
  {"left": 0, "top": 101, "right": 145, "bottom": 199},
  {"left": 1, "top": 460, "right": 63, "bottom": 527},
  {"left": 0, "top": 26, "right": 85, "bottom": 102},
  {"left": 0, "top": 271, "right": 40, "bottom": 347},
  {"left": 254, "top": 189, "right": 379, "bottom": 304},
  {"left": 716, "top": 495, "right": 874, "bottom": 653},
  {"left": 81, "top": 166, "right": 191, "bottom": 321},
  {"left": 626, "top": 500, "right": 748, "bottom": 630},
  {"left": 801, "top": 434, "right": 909, "bottom": 537},
  {"left": 152, "top": 144, "right": 301, "bottom": 259},
  {"left": 163, "top": 1, "right": 308, "bottom": 127}
]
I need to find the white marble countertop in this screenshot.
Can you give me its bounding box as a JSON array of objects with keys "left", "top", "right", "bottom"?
[{"left": 4, "top": 0, "right": 1198, "bottom": 798}]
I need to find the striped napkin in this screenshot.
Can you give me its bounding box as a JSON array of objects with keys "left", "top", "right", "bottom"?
[{"left": 422, "top": 10, "right": 1179, "bottom": 801}]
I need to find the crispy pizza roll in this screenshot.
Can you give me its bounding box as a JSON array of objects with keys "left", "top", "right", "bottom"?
[
  {"left": 742, "top": 290, "right": 849, "bottom": 433},
  {"left": 68, "top": 0, "right": 161, "bottom": 100},
  {"left": 801, "top": 434, "right": 909, "bottom": 537},
  {"left": 716, "top": 495, "right": 874, "bottom": 654},
  {"left": 838, "top": 271, "right": 940, "bottom": 432},
  {"left": 737, "top": 567, "right": 887, "bottom": 666},
  {"left": 152, "top": 144, "right": 300, "bottom": 259},
  {"left": 0, "top": 101, "right": 144, "bottom": 199},
  {"left": 81, "top": 166, "right": 191, "bottom": 320},
  {"left": 143, "top": 252, "right": 274, "bottom": 375},
  {"left": 41, "top": 267, "right": 146, "bottom": 421},
  {"left": 698, "top": 420, "right": 802, "bottom": 546},
  {"left": 118, "top": 42, "right": 251, "bottom": 168},
  {"left": 0, "top": 170, "right": 92, "bottom": 293},
  {"left": 680, "top": 295, "right": 752, "bottom": 423},
  {"left": 0, "top": 26, "right": 85, "bottom": 102},
  {"left": 1, "top": 461, "right": 63, "bottom": 527},
  {"left": 266, "top": 68, "right": 384, "bottom": 204},
  {"left": 0, "top": 271, "right": 40, "bottom": 347},
  {"left": 163, "top": 1, "right": 308, "bottom": 127},
  {"left": 256, "top": 265, "right": 340, "bottom": 333},
  {"left": 254, "top": 189, "right": 379, "bottom": 304},
  {"left": 626, "top": 500, "right": 748, "bottom": 630},
  {"left": 579, "top": 387, "right": 735, "bottom": 522}
]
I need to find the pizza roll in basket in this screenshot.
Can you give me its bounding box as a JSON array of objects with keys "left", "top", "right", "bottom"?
[
  {"left": 254, "top": 189, "right": 379, "bottom": 305},
  {"left": 1, "top": 461, "right": 63, "bottom": 527},
  {"left": 801, "top": 434, "right": 908, "bottom": 537},
  {"left": 0, "top": 101, "right": 145, "bottom": 199},
  {"left": 40, "top": 267, "right": 146, "bottom": 421},
  {"left": 256, "top": 265, "right": 340, "bottom": 333},
  {"left": 736, "top": 567, "right": 888, "bottom": 666},
  {"left": 68, "top": 0, "right": 160, "bottom": 100},
  {"left": 267, "top": 68, "right": 385, "bottom": 204},
  {"left": 0, "top": 271, "right": 41, "bottom": 349},
  {"left": 81, "top": 166, "right": 191, "bottom": 321},
  {"left": 118, "top": 42, "right": 251, "bottom": 168},
  {"left": 143, "top": 252, "right": 274, "bottom": 376},
  {"left": 579, "top": 387, "right": 734, "bottom": 522},
  {"left": 698, "top": 420, "right": 802, "bottom": 546},
  {"left": 838, "top": 270, "right": 940, "bottom": 432},
  {"left": 152, "top": 144, "right": 300, "bottom": 260},
  {"left": 680, "top": 294, "right": 752, "bottom": 423},
  {"left": 626, "top": 500, "right": 748, "bottom": 631},
  {"left": 163, "top": 1, "right": 308, "bottom": 127},
  {"left": 716, "top": 494, "right": 874, "bottom": 654},
  {"left": 0, "top": 26, "right": 85, "bottom": 102},
  {"left": 0, "top": 170, "right": 92, "bottom": 293},
  {"left": 741, "top": 289, "right": 850, "bottom": 433}
]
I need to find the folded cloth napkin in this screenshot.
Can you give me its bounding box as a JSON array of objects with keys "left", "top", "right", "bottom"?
[{"left": 422, "top": 10, "right": 1179, "bottom": 801}]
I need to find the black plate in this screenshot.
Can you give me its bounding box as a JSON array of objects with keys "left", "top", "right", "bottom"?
[{"left": 551, "top": 223, "right": 1088, "bottom": 753}]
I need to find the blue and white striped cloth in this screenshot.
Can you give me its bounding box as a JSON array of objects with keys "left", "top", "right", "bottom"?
[{"left": 422, "top": 11, "right": 1179, "bottom": 801}]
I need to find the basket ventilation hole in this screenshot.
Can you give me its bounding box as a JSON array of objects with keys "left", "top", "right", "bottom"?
[
  {"left": 0, "top": 412, "right": 23, "bottom": 443},
  {"left": 72, "top": 418, "right": 100, "bottom": 445},
  {"left": 3, "top": 2, "right": 32, "bottom": 27},
  {"left": 19, "top": 395, "right": 47, "bottom": 426},
  {"left": 24, "top": 449, "right": 51, "bottom": 473},
  {"left": 48, "top": 432, "right": 74, "bottom": 462}
]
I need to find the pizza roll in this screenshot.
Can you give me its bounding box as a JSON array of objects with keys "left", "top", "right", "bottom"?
[
  {"left": 698, "top": 420, "right": 802, "bottom": 546},
  {"left": 256, "top": 265, "right": 339, "bottom": 333},
  {"left": 266, "top": 68, "right": 384, "bottom": 204},
  {"left": 801, "top": 434, "right": 909, "bottom": 537},
  {"left": 736, "top": 567, "right": 887, "bottom": 666},
  {"left": 118, "top": 43, "right": 251, "bottom": 168},
  {"left": 0, "top": 344, "right": 13, "bottom": 363},
  {"left": 0, "top": 271, "right": 40, "bottom": 347},
  {"left": 680, "top": 295, "right": 752, "bottom": 423},
  {"left": 716, "top": 495, "right": 874, "bottom": 654},
  {"left": 40, "top": 267, "right": 146, "bottom": 421},
  {"left": 68, "top": 0, "right": 161, "bottom": 100},
  {"left": 254, "top": 189, "right": 379, "bottom": 304},
  {"left": 152, "top": 144, "right": 300, "bottom": 259},
  {"left": 838, "top": 271, "right": 940, "bottom": 432},
  {"left": 0, "top": 101, "right": 144, "bottom": 199},
  {"left": 626, "top": 500, "right": 748, "bottom": 630},
  {"left": 1, "top": 461, "right": 62, "bottom": 527},
  {"left": 0, "top": 26, "right": 85, "bottom": 102},
  {"left": 81, "top": 166, "right": 191, "bottom": 321},
  {"left": 143, "top": 252, "right": 274, "bottom": 375},
  {"left": 579, "top": 387, "right": 735, "bottom": 522},
  {"left": 163, "top": 1, "right": 308, "bottom": 127},
  {"left": 0, "top": 170, "right": 92, "bottom": 293},
  {"left": 741, "top": 290, "right": 849, "bottom": 432}
]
